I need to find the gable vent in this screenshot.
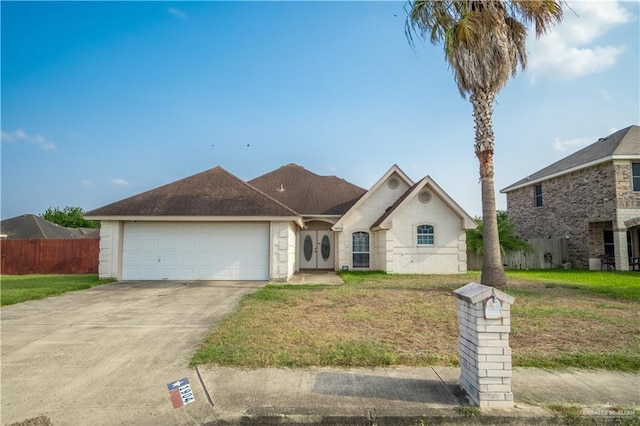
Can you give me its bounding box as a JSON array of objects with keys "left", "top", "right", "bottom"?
[
  {"left": 387, "top": 177, "right": 399, "bottom": 189},
  {"left": 418, "top": 190, "right": 432, "bottom": 204}
]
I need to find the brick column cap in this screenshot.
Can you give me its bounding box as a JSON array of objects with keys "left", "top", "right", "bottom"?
[{"left": 453, "top": 282, "right": 515, "bottom": 305}]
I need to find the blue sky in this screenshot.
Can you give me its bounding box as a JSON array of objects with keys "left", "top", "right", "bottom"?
[{"left": 2, "top": 1, "right": 638, "bottom": 220}]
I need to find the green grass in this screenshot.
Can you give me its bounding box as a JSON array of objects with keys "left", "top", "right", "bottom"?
[
  {"left": 455, "top": 406, "right": 481, "bottom": 417},
  {"left": 505, "top": 269, "right": 640, "bottom": 301},
  {"left": 192, "top": 270, "right": 639, "bottom": 371},
  {"left": 515, "top": 352, "right": 640, "bottom": 371},
  {"left": 0, "top": 274, "right": 116, "bottom": 306}
]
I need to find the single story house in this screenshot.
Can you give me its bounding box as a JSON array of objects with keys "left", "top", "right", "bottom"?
[
  {"left": 86, "top": 164, "right": 476, "bottom": 281},
  {"left": 0, "top": 214, "right": 99, "bottom": 239}
]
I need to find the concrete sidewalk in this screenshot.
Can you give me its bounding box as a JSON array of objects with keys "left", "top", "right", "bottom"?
[
  {"left": 197, "top": 366, "right": 639, "bottom": 425},
  {"left": 288, "top": 271, "right": 344, "bottom": 285}
]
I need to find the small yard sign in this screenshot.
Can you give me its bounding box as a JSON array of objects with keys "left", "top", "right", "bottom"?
[{"left": 167, "top": 377, "right": 195, "bottom": 408}]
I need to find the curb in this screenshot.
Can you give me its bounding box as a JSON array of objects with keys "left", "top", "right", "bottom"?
[{"left": 204, "top": 407, "right": 640, "bottom": 426}]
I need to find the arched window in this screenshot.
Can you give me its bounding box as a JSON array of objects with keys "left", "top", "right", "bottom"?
[
  {"left": 417, "top": 225, "right": 434, "bottom": 245},
  {"left": 352, "top": 232, "right": 370, "bottom": 268}
]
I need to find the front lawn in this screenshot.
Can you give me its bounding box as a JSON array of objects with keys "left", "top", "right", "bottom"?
[
  {"left": 0, "top": 274, "right": 116, "bottom": 306},
  {"left": 506, "top": 269, "right": 640, "bottom": 301},
  {"left": 191, "top": 270, "right": 640, "bottom": 371}
]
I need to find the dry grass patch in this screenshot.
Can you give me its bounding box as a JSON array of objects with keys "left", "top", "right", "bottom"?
[
  {"left": 506, "top": 280, "right": 638, "bottom": 369},
  {"left": 192, "top": 272, "right": 639, "bottom": 370}
]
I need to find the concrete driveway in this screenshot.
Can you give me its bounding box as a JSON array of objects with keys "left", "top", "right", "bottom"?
[{"left": 1, "top": 280, "right": 265, "bottom": 425}]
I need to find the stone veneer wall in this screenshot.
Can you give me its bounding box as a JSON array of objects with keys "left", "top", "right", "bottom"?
[
  {"left": 269, "top": 221, "right": 296, "bottom": 281},
  {"left": 615, "top": 161, "right": 640, "bottom": 207},
  {"left": 506, "top": 162, "right": 621, "bottom": 268},
  {"left": 97, "top": 220, "right": 122, "bottom": 280}
]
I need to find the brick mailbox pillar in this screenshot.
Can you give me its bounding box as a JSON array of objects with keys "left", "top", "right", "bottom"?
[{"left": 453, "top": 282, "right": 516, "bottom": 409}]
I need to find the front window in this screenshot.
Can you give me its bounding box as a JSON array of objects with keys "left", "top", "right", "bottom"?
[
  {"left": 352, "top": 232, "right": 370, "bottom": 268},
  {"left": 534, "top": 184, "right": 543, "bottom": 207},
  {"left": 603, "top": 230, "right": 614, "bottom": 257},
  {"left": 632, "top": 163, "right": 640, "bottom": 192},
  {"left": 417, "top": 225, "right": 434, "bottom": 245}
]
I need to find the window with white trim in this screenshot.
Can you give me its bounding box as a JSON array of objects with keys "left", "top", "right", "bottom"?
[
  {"left": 534, "top": 184, "right": 543, "bottom": 207},
  {"left": 352, "top": 231, "right": 370, "bottom": 268},
  {"left": 417, "top": 225, "right": 435, "bottom": 245},
  {"left": 632, "top": 163, "right": 640, "bottom": 192}
]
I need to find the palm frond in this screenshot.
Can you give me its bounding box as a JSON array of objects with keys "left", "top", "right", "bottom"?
[{"left": 405, "top": 0, "right": 564, "bottom": 95}]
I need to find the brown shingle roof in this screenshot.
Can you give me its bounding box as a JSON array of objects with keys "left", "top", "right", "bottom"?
[
  {"left": 370, "top": 182, "right": 420, "bottom": 229},
  {"left": 0, "top": 214, "right": 95, "bottom": 239},
  {"left": 249, "top": 163, "right": 366, "bottom": 215},
  {"left": 86, "top": 166, "right": 298, "bottom": 217},
  {"left": 502, "top": 125, "right": 639, "bottom": 193}
]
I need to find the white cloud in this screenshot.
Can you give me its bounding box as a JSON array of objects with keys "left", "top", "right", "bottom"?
[
  {"left": 553, "top": 136, "right": 592, "bottom": 152},
  {"left": 527, "top": 1, "right": 631, "bottom": 81},
  {"left": 81, "top": 180, "right": 94, "bottom": 187},
  {"left": 167, "top": 7, "right": 187, "bottom": 19},
  {"left": 1, "top": 129, "right": 57, "bottom": 150},
  {"left": 110, "top": 178, "right": 131, "bottom": 186}
]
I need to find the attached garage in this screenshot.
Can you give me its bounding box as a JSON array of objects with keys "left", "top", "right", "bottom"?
[{"left": 122, "top": 222, "right": 269, "bottom": 281}]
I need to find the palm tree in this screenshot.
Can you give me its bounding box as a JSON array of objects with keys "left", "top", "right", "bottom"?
[
  {"left": 466, "top": 211, "right": 534, "bottom": 256},
  {"left": 405, "top": 0, "right": 563, "bottom": 289}
]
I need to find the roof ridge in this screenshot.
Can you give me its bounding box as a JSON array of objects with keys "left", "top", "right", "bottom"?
[
  {"left": 262, "top": 163, "right": 359, "bottom": 185},
  {"left": 86, "top": 165, "right": 303, "bottom": 218},
  {"left": 86, "top": 166, "right": 227, "bottom": 215},
  {"left": 32, "top": 214, "right": 49, "bottom": 238},
  {"left": 186, "top": 166, "right": 302, "bottom": 216},
  {"left": 232, "top": 171, "right": 302, "bottom": 216},
  {"left": 501, "top": 125, "right": 639, "bottom": 193}
]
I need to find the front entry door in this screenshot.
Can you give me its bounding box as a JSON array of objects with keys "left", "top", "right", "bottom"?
[{"left": 300, "top": 231, "right": 334, "bottom": 269}]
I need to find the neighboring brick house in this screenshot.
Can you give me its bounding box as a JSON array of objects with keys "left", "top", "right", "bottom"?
[{"left": 501, "top": 125, "right": 640, "bottom": 271}]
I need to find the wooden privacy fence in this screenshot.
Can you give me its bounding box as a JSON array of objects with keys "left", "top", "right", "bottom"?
[
  {"left": 467, "top": 238, "right": 569, "bottom": 270},
  {"left": 0, "top": 239, "right": 99, "bottom": 275}
]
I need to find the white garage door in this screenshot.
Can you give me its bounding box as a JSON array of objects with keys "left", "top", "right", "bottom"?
[{"left": 123, "top": 222, "right": 269, "bottom": 281}]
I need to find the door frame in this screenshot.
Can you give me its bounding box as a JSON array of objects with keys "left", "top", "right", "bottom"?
[{"left": 299, "top": 230, "right": 335, "bottom": 270}]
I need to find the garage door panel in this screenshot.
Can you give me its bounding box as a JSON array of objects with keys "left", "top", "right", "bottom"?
[
  {"left": 162, "top": 240, "right": 178, "bottom": 249},
  {"left": 123, "top": 222, "right": 269, "bottom": 281},
  {"left": 162, "top": 254, "right": 178, "bottom": 264},
  {"left": 142, "top": 254, "right": 158, "bottom": 264}
]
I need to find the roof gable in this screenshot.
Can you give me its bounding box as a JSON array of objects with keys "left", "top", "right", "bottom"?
[
  {"left": 332, "top": 164, "right": 414, "bottom": 230},
  {"left": 502, "top": 125, "right": 639, "bottom": 193},
  {"left": 86, "top": 166, "right": 300, "bottom": 218},
  {"left": 371, "top": 176, "right": 476, "bottom": 230},
  {"left": 248, "top": 163, "right": 366, "bottom": 215}
]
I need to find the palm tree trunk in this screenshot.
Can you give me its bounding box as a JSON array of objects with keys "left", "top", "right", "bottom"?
[{"left": 471, "top": 90, "right": 507, "bottom": 290}]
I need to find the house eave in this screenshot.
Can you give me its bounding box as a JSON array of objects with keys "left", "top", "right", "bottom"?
[
  {"left": 332, "top": 164, "right": 414, "bottom": 231},
  {"left": 85, "top": 215, "right": 304, "bottom": 227},
  {"left": 302, "top": 215, "right": 341, "bottom": 226},
  {"left": 501, "top": 154, "right": 640, "bottom": 194}
]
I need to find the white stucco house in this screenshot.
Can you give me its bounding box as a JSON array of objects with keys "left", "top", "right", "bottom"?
[{"left": 86, "top": 164, "right": 476, "bottom": 281}]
